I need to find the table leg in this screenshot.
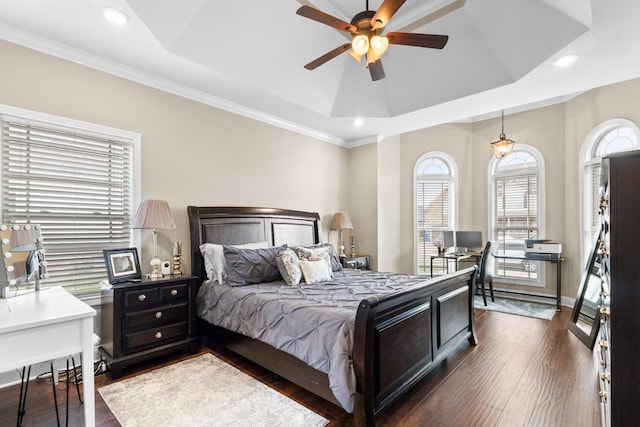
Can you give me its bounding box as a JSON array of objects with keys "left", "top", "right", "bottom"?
[
  {"left": 81, "top": 317, "right": 95, "bottom": 427},
  {"left": 556, "top": 260, "right": 562, "bottom": 310}
]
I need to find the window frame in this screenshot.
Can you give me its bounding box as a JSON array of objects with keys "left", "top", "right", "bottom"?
[
  {"left": 579, "top": 118, "right": 639, "bottom": 263},
  {"left": 413, "top": 151, "right": 458, "bottom": 274},
  {"left": 488, "top": 144, "right": 545, "bottom": 286},
  {"left": 0, "top": 104, "right": 141, "bottom": 298}
]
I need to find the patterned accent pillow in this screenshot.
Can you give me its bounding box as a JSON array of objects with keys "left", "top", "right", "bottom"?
[
  {"left": 299, "top": 259, "right": 333, "bottom": 284},
  {"left": 276, "top": 248, "right": 302, "bottom": 286},
  {"left": 298, "top": 244, "right": 342, "bottom": 271},
  {"left": 296, "top": 246, "right": 333, "bottom": 277}
]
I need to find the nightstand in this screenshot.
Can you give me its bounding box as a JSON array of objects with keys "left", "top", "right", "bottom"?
[
  {"left": 340, "top": 255, "right": 370, "bottom": 270},
  {"left": 99, "top": 275, "right": 200, "bottom": 379}
]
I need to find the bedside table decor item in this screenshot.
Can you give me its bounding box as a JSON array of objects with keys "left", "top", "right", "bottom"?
[
  {"left": 132, "top": 199, "right": 176, "bottom": 280},
  {"left": 172, "top": 241, "right": 182, "bottom": 277},
  {"left": 350, "top": 236, "right": 356, "bottom": 258},
  {"left": 330, "top": 212, "right": 353, "bottom": 257},
  {"left": 0, "top": 224, "right": 48, "bottom": 298},
  {"left": 103, "top": 248, "right": 142, "bottom": 284}
]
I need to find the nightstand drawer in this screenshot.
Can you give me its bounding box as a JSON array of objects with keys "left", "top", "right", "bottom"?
[
  {"left": 124, "top": 303, "right": 188, "bottom": 331},
  {"left": 124, "top": 288, "right": 159, "bottom": 309},
  {"left": 159, "top": 282, "right": 188, "bottom": 303},
  {"left": 123, "top": 322, "right": 188, "bottom": 354}
]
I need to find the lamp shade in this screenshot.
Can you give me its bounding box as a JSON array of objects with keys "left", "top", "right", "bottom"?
[
  {"left": 132, "top": 199, "right": 176, "bottom": 230},
  {"left": 330, "top": 212, "right": 353, "bottom": 230}
]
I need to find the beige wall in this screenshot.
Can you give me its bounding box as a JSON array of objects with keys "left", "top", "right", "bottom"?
[
  {"left": 3, "top": 39, "right": 640, "bottom": 303},
  {"left": 378, "top": 79, "right": 640, "bottom": 303},
  {"left": 0, "top": 40, "right": 350, "bottom": 273}
]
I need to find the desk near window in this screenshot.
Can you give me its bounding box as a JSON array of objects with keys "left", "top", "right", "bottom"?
[
  {"left": 0, "top": 287, "right": 96, "bottom": 426},
  {"left": 493, "top": 250, "right": 563, "bottom": 310},
  {"left": 429, "top": 252, "right": 481, "bottom": 277}
]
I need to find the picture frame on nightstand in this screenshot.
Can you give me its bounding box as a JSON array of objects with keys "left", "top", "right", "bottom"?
[{"left": 103, "top": 248, "right": 142, "bottom": 284}]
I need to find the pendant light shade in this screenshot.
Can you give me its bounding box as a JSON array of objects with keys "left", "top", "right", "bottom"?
[{"left": 491, "top": 110, "right": 516, "bottom": 159}]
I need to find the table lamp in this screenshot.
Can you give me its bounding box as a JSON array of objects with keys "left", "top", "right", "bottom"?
[
  {"left": 330, "top": 212, "right": 353, "bottom": 257},
  {"left": 132, "top": 199, "right": 176, "bottom": 280}
]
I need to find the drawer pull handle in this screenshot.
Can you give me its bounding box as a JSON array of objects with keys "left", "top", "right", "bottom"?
[
  {"left": 138, "top": 294, "right": 146, "bottom": 302},
  {"left": 155, "top": 311, "right": 162, "bottom": 319},
  {"left": 155, "top": 331, "right": 162, "bottom": 339},
  {"left": 598, "top": 390, "right": 608, "bottom": 401},
  {"left": 599, "top": 340, "right": 609, "bottom": 349},
  {"left": 600, "top": 372, "right": 611, "bottom": 382},
  {"left": 171, "top": 289, "right": 178, "bottom": 296}
]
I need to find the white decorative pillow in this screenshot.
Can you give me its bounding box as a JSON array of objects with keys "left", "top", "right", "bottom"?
[
  {"left": 276, "top": 248, "right": 302, "bottom": 286},
  {"left": 296, "top": 246, "right": 333, "bottom": 277},
  {"left": 299, "top": 259, "right": 333, "bottom": 284},
  {"left": 199, "top": 241, "right": 269, "bottom": 283}
]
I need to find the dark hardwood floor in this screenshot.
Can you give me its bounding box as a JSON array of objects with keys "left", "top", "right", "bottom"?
[{"left": 0, "top": 306, "right": 599, "bottom": 427}]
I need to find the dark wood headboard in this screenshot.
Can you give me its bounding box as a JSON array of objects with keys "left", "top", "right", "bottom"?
[{"left": 187, "top": 206, "right": 321, "bottom": 280}]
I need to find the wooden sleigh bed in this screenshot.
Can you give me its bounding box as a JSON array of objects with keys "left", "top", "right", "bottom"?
[{"left": 188, "top": 206, "right": 477, "bottom": 426}]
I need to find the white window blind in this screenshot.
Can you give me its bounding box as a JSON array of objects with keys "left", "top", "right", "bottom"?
[
  {"left": 1, "top": 118, "right": 134, "bottom": 295},
  {"left": 415, "top": 155, "right": 456, "bottom": 275},
  {"left": 490, "top": 148, "right": 542, "bottom": 283}
]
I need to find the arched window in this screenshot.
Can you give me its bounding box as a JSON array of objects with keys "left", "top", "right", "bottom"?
[
  {"left": 489, "top": 145, "right": 545, "bottom": 285},
  {"left": 414, "top": 152, "right": 457, "bottom": 274},
  {"left": 581, "top": 119, "right": 639, "bottom": 262}
]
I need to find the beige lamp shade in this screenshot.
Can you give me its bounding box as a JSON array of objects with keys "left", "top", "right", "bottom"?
[
  {"left": 330, "top": 212, "right": 353, "bottom": 230},
  {"left": 330, "top": 212, "right": 353, "bottom": 258},
  {"left": 132, "top": 199, "right": 176, "bottom": 230},
  {"left": 131, "top": 199, "right": 175, "bottom": 280}
]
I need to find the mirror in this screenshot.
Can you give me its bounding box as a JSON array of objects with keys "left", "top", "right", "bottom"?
[{"left": 0, "top": 224, "right": 49, "bottom": 298}]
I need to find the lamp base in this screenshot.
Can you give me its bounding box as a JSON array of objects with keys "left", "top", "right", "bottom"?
[
  {"left": 338, "top": 244, "right": 346, "bottom": 258},
  {"left": 149, "top": 257, "right": 162, "bottom": 280}
]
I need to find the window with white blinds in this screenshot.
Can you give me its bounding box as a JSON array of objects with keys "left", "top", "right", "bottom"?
[
  {"left": 415, "top": 154, "right": 457, "bottom": 274},
  {"left": 581, "top": 121, "right": 639, "bottom": 263},
  {"left": 490, "top": 148, "right": 543, "bottom": 283},
  {"left": 1, "top": 112, "right": 137, "bottom": 295}
]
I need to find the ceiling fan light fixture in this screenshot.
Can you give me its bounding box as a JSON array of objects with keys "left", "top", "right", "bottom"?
[
  {"left": 370, "top": 35, "right": 389, "bottom": 56},
  {"left": 490, "top": 111, "right": 516, "bottom": 159},
  {"left": 352, "top": 34, "right": 370, "bottom": 55},
  {"left": 348, "top": 49, "right": 363, "bottom": 62}
]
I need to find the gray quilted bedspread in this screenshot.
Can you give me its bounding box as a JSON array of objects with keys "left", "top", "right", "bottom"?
[{"left": 196, "top": 269, "right": 428, "bottom": 413}]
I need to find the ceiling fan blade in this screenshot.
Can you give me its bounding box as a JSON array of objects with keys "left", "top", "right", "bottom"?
[
  {"left": 371, "top": 0, "right": 406, "bottom": 30},
  {"left": 304, "top": 43, "right": 352, "bottom": 70},
  {"left": 368, "top": 59, "right": 385, "bottom": 81},
  {"left": 296, "top": 5, "right": 357, "bottom": 33},
  {"left": 386, "top": 32, "right": 449, "bottom": 49}
]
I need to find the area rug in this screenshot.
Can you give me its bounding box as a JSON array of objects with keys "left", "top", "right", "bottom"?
[
  {"left": 474, "top": 295, "right": 556, "bottom": 320},
  {"left": 98, "top": 353, "right": 329, "bottom": 427}
]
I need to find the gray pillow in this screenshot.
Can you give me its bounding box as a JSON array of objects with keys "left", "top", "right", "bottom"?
[{"left": 223, "top": 244, "right": 287, "bottom": 286}]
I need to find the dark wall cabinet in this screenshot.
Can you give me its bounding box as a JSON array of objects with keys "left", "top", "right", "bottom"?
[
  {"left": 99, "top": 275, "right": 200, "bottom": 379},
  {"left": 600, "top": 151, "right": 640, "bottom": 426}
]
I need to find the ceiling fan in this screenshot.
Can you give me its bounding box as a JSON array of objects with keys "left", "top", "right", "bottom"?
[{"left": 296, "top": 0, "right": 449, "bottom": 81}]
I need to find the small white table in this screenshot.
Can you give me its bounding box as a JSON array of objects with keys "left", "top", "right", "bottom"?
[{"left": 0, "top": 287, "right": 96, "bottom": 426}]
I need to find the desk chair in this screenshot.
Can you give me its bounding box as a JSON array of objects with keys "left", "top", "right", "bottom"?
[{"left": 476, "top": 241, "right": 496, "bottom": 306}]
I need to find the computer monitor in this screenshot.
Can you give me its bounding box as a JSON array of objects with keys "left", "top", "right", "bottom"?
[
  {"left": 443, "top": 231, "right": 455, "bottom": 248},
  {"left": 455, "top": 231, "right": 483, "bottom": 251}
]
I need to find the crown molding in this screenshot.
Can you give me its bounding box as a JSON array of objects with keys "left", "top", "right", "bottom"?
[{"left": 0, "top": 23, "right": 348, "bottom": 147}]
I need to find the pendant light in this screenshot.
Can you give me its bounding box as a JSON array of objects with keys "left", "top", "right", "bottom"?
[{"left": 491, "top": 110, "right": 516, "bottom": 159}]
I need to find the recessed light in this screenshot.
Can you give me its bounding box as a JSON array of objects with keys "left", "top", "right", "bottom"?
[
  {"left": 102, "top": 7, "right": 129, "bottom": 26},
  {"left": 553, "top": 54, "right": 579, "bottom": 68},
  {"left": 353, "top": 118, "right": 364, "bottom": 126}
]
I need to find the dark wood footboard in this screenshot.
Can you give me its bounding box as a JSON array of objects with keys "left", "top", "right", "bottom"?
[{"left": 352, "top": 266, "right": 478, "bottom": 426}]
